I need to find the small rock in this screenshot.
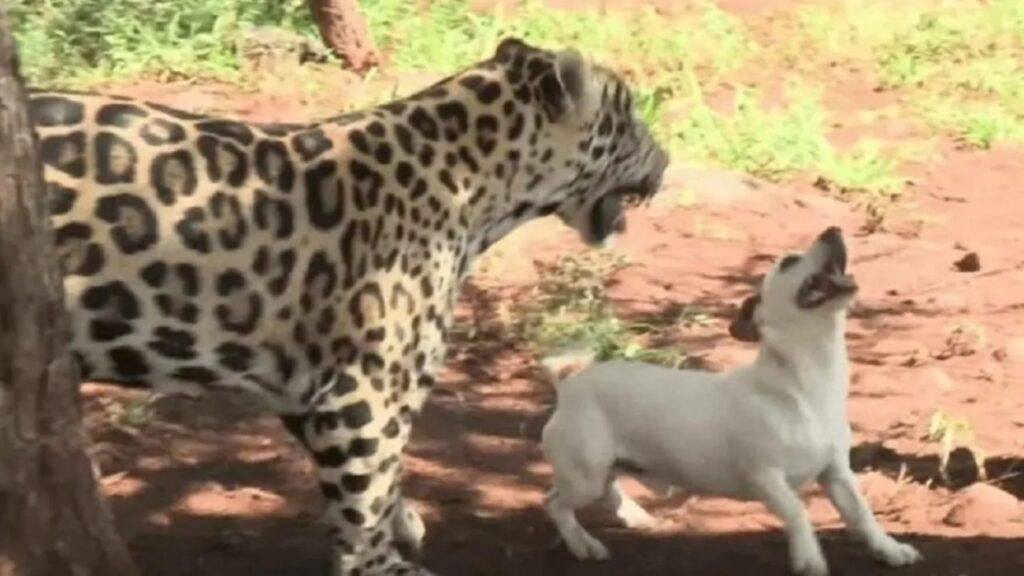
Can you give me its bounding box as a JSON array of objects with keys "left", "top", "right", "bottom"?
[
  {"left": 954, "top": 252, "right": 981, "bottom": 272},
  {"left": 1005, "top": 338, "right": 1024, "bottom": 363},
  {"left": 901, "top": 347, "right": 931, "bottom": 367},
  {"left": 978, "top": 361, "right": 1004, "bottom": 385},
  {"left": 929, "top": 292, "right": 970, "bottom": 312},
  {"left": 935, "top": 322, "right": 987, "bottom": 359},
  {"left": 873, "top": 338, "right": 919, "bottom": 358},
  {"left": 928, "top": 368, "right": 956, "bottom": 391},
  {"left": 943, "top": 502, "right": 968, "bottom": 527},
  {"left": 944, "top": 483, "right": 1021, "bottom": 531},
  {"left": 857, "top": 470, "right": 902, "bottom": 499}
]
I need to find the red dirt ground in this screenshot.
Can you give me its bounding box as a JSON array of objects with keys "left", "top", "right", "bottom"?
[{"left": 80, "top": 1, "right": 1024, "bottom": 575}]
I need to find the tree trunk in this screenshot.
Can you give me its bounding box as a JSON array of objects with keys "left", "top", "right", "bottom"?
[
  {"left": 0, "top": 4, "right": 138, "bottom": 576},
  {"left": 308, "top": 0, "right": 381, "bottom": 71}
]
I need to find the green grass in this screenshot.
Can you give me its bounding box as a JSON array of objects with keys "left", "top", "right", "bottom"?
[
  {"left": 10, "top": 0, "right": 319, "bottom": 86},
  {"left": 98, "top": 393, "right": 158, "bottom": 432},
  {"left": 877, "top": 0, "right": 1024, "bottom": 148},
  {"left": 12, "top": 0, "right": 756, "bottom": 89},
  {"left": 790, "top": 0, "right": 1024, "bottom": 149},
  {"left": 816, "top": 140, "right": 905, "bottom": 201},
  {"left": 514, "top": 253, "right": 688, "bottom": 368},
  {"left": 362, "top": 0, "right": 755, "bottom": 83},
  {"left": 669, "top": 82, "right": 830, "bottom": 181},
  {"left": 11, "top": 0, "right": 1019, "bottom": 214},
  {"left": 647, "top": 79, "right": 908, "bottom": 208}
]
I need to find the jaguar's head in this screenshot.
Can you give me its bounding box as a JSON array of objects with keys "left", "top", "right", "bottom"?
[{"left": 471, "top": 38, "right": 669, "bottom": 247}]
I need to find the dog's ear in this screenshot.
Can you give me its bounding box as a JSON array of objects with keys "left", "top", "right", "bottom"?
[{"left": 728, "top": 294, "right": 761, "bottom": 343}]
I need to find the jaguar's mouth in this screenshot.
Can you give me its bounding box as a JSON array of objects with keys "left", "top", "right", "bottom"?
[
  {"left": 588, "top": 193, "right": 628, "bottom": 242},
  {"left": 617, "top": 170, "right": 664, "bottom": 207},
  {"left": 587, "top": 176, "right": 661, "bottom": 243}
]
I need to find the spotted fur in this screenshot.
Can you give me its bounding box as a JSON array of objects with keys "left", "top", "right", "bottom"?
[{"left": 32, "top": 38, "right": 668, "bottom": 575}]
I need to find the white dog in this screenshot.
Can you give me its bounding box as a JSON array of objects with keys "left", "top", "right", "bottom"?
[{"left": 539, "top": 226, "right": 922, "bottom": 576}]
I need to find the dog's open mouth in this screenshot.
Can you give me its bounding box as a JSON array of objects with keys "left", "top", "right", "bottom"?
[
  {"left": 795, "top": 225, "right": 857, "bottom": 309},
  {"left": 796, "top": 268, "right": 858, "bottom": 309}
]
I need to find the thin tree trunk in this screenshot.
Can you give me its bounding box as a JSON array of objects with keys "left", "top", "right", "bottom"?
[
  {"left": 0, "top": 3, "right": 138, "bottom": 575},
  {"left": 308, "top": 0, "right": 381, "bottom": 71}
]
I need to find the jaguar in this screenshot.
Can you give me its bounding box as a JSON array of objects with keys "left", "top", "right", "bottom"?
[{"left": 29, "top": 37, "right": 669, "bottom": 575}]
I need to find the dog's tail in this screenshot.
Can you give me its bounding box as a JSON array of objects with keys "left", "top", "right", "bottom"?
[{"left": 537, "top": 345, "right": 597, "bottom": 387}]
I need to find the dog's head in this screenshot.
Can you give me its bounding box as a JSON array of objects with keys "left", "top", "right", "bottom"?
[{"left": 729, "top": 226, "right": 857, "bottom": 343}]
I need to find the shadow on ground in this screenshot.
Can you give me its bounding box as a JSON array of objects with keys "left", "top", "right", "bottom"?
[
  {"left": 91, "top": 374, "right": 1024, "bottom": 576},
  {"left": 84, "top": 228, "right": 1024, "bottom": 576}
]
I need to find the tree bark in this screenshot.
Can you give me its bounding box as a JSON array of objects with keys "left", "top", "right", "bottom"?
[
  {"left": 0, "top": 4, "right": 138, "bottom": 576},
  {"left": 308, "top": 0, "right": 381, "bottom": 71}
]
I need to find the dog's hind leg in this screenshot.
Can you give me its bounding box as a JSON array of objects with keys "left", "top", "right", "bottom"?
[
  {"left": 542, "top": 412, "right": 615, "bottom": 560},
  {"left": 603, "top": 480, "right": 657, "bottom": 529},
  {"left": 544, "top": 483, "right": 610, "bottom": 560}
]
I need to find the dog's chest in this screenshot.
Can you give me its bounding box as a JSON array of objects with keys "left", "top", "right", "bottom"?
[
  {"left": 776, "top": 410, "right": 841, "bottom": 488},
  {"left": 781, "top": 440, "right": 832, "bottom": 488}
]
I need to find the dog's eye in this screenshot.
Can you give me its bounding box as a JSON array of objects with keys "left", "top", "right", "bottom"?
[{"left": 779, "top": 255, "right": 801, "bottom": 272}]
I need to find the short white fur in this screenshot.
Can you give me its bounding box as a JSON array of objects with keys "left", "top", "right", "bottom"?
[{"left": 539, "top": 227, "right": 922, "bottom": 576}]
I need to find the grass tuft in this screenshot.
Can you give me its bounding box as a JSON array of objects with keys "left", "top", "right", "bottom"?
[
  {"left": 11, "top": 0, "right": 318, "bottom": 87},
  {"left": 514, "top": 253, "right": 688, "bottom": 368}
]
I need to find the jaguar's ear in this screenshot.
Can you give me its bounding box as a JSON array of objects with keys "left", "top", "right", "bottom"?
[
  {"left": 555, "top": 49, "right": 588, "bottom": 109},
  {"left": 494, "top": 37, "right": 529, "bottom": 60},
  {"left": 538, "top": 48, "right": 596, "bottom": 122},
  {"left": 728, "top": 294, "right": 762, "bottom": 343}
]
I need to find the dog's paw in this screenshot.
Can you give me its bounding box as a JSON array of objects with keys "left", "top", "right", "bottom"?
[
  {"left": 563, "top": 529, "right": 610, "bottom": 561},
  {"left": 793, "top": 558, "right": 829, "bottom": 576},
  {"left": 790, "top": 542, "right": 829, "bottom": 576},
  {"left": 871, "top": 538, "right": 923, "bottom": 567}
]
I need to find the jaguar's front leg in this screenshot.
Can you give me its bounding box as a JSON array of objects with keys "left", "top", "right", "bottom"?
[{"left": 283, "top": 383, "right": 431, "bottom": 576}]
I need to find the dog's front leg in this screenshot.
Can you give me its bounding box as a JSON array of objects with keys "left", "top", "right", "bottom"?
[
  {"left": 749, "top": 469, "right": 828, "bottom": 576},
  {"left": 819, "top": 462, "right": 923, "bottom": 568}
]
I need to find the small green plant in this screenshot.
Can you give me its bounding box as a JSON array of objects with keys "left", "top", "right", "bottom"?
[
  {"left": 634, "top": 85, "right": 672, "bottom": 131},
  {"left": 364, "top": 0, "right": 756, "bottom": 84},
  {"left": 919, "top": 95, "right": 1024, "bottom": 149},
  {"left": 532, "top": 252, "right": 631, "bottom": 313},
  {"left": 926, "top": 410, "right": 988, "bottom": 485},
  {"left": 790, "top": 0, "right": 1024, "bottom": 148},
  {"left": 663, "top": 76, "right": 910, "bottom": 221},
  {"left": 516, "top": 252, "right": 687, "bottom": 368},
  {"left": 11, "top": 0, "right": 758, "bottom": 99},
  {"left": 669, "top": 83, "right": 829, "bottom": 181},
  {"left": 100, "top": 393, "right": 158, "bottom": 431},
  {"left": 877, "top": 1, "right": 1024, "bottom": 146},
  {"left": 10, "top": 0, "right": 317, "bottom": 86},
  {"left": 815, "top": 139, "right": 905, "bottom": 199}
]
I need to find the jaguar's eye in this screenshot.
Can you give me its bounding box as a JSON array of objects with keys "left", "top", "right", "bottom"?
[{"left": 779, "top": 254, "right": 801, "bottom": 272}]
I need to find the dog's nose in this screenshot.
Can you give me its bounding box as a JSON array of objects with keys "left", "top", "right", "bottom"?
[
  {"left": 818, "top": 226, "right": 847, "bottom": 272},
  {"left": 818, "top": 226, "right": 843, "bottom": 242}
]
